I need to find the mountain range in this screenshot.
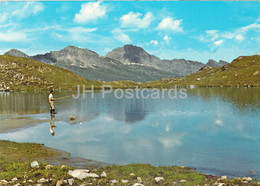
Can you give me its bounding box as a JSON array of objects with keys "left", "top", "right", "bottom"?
[{"left": 4, "top": 45, "right": 228, "bottom": 82}]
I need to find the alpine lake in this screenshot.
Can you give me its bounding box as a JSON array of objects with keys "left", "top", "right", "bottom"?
[{"left": 0, "top": 87, "right": 259, "bottom": 179}]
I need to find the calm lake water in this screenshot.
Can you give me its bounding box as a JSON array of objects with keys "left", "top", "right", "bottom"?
[{"left": 0, "top": 88, "right": 259, "bottom": 178}]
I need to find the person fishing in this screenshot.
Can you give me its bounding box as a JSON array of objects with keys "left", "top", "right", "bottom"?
[{"left": 49, "top": 90, "right": 57, "bottom": 114}]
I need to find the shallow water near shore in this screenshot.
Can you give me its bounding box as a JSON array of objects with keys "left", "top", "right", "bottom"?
[{"left": 0, "top": 88, "right": 259, "bottom": 178}]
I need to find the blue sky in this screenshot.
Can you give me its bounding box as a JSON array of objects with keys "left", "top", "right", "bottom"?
[{"left": 0, "top": 1, "right": 260, "bottom": 63}]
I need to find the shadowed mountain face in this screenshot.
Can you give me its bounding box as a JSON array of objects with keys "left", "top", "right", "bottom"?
[
  {"left": 4, "top": 45, "right": 228, "bottom": 82},
  {"left": 206, "top": 59, "right": 229, "bottom": 68}
]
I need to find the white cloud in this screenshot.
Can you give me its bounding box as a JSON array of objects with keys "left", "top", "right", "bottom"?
[
  {"left": 234, "top": 34, "right": 244, "bottom": 41},
  {"left": 0, "top": 13, "right": 8, "bottom": 23},
  {"left": 74, "top": 2, "right": 106, "bottom": 24},
  {"left": 199, "top": 30, "right": 219, "bottom": 42},
  {"left": 120, "top": 12, "right": 153, "bottom": 29},
  {"left": 12, "top": 2, "right": 44, "bottom": 18},
  {"left": 0, "top": 31, "right": 27, "bottom": 42},
  {"left": 163, "top": 35, "right": 172, "bottom": 41},
  {"left": 214, "top": 40, "right": 223, "bottom": 46},
  {"left": 150, "top": 40, "right": 158, "bottom": 45},
  {"left": 112, "top": 28, "right": 131, "bottom": 43},
  {"left": 156, "top": 17, "right": 183, "bottom": 32},
  {"left": 241, "top": 23, "right": 260, "bottom": 32}
]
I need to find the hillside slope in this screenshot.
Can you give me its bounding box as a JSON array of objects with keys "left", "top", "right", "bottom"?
[
  {"left": 0, "top": 55, "right": 101, "bottom": 91},
  {"left": 142, "top": 55, "right": 260, "bottom": 88}
]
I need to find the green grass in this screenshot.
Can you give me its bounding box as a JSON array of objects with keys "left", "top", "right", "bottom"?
[
  {"left": 0, "top": 55, "right": 102, "bottom": 91},
  {"left": 0, "top": 140, "right": 61, "bottom": 162},
  {"left": 141, "top": 55, "right": 260, "bottom": 88}
]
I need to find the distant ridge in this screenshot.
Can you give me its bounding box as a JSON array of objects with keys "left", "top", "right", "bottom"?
[{"left": 4, "top": 45, "right": 229, "bottom": 82}]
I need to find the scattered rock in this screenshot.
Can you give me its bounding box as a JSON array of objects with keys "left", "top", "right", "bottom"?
[
  {"left": 180, "top": 166, "right": 186, "bottom": 168},
  {"left": 61, "top": 165, "right": 66, "bottom": 169},
  {"left": 179, "top": 179, "right": 187, "bottom": 183},
  {"left": 39, "top": 178, "right": 48, "bottom": 183},
  {"left": 68, "top": 169, "right": 90, "bottom": 180},
  {"left": 130, "top": 173, "right": 135, "bottom": 176},
  {"left": 68, "top": 178, "right": 74, "bottom": 185},
  {"left": 63, "top": 180, "right": 68, "bottom": 184},
  {"left": 46, "top": 164, "right": 53, "bottom": 170},
  {"left": 196, "top": 78, "right": 201, "bottom": 81},
  {"left": 132, "top": 183, "right": 144, "bottom": 186},
  {"left": 137, "top": 177, "right": 142, "bottom": 183},
  {"left": 30, "top": 161, "right": 40, "bottom": 168},
  {"left": 28, "top": 180, "right": 33, "bottom": 183},
  {"left": 220, "top": 175, "right": 227, "bottom": 180},
  {"left": 0, "top": 180, "right": 8, "bottom": 185},
  {"left": 122, "top": 179, "right": 129, "bottom": 183},
  {"left": 242, "top": 177, "right": 252, "bottom": 182},
  {"left": 11, "top": 177, "right": 18, "bottom": 182},
  {"left": 222, "top": 65, "right": 228, "bottom": 71},
  {"left": 110, "top": 180, "right": 118, "bottom": 184},
  {"left": 56, "top": 180, "right": 63, "bottom": 186},
  {"left": 70, "top": 116, "right": 76, "bottom": 120},
  {"left": 253, "top": 71, "right": 259, "bottom": 76},
  {"left": 101, "top": 171, "right": 107, "bottom": 177},
  {"left": 14, "top": 184, "right": 20, "bottom": 186},
  {"left": 155, "top": 177, "right": 164, "bottom": 182}
]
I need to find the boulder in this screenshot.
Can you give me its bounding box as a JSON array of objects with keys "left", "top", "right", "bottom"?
[
  {"left": 242, "top": 177, "right": 252, "bottom": 182},
  {"left": 110, "top": 180, "right": 118, "bottom": 184},
  {"left": 68, "top": 178, "right": 74, "bottom": 186},
  {"left": 31, "top": 161, "right": 40, "bottom": 168},
  {"left": 132, "top": 184, "right": 144, "bottom": 186},
  {"left": 155, "top": 177, "right": 164, "bottom": 182},
  {"left": 68, "top": 169, "right": 99, "bottom": 180},
  {"left": 101, "top": 171, "right": 107, "bottom": 177},
  {"left": 122, "top": 179, "right": 129, "bottom": 183},
  {"left": 46, "top": 164, "right": 53, "bottom": 170},
  {"left": 11, "top": 177, "right": 18, "bottom": 182},
  {"left": 39, "top": 178, "right": 48, "bottom": 183}
]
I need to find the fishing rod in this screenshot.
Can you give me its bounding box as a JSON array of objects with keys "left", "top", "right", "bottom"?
[{"left": 56, "top": 95, "right": 72, "bottom": 100}]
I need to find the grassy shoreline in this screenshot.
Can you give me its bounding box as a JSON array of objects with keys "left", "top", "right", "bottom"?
[{"left": 0, "top": 140, "right": 258, "bottom": 185}]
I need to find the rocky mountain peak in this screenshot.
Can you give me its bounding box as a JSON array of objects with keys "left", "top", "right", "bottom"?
[
  {"left": 106, "top": 44, "right": 159, "bottom": 65},
  {"left": 60, "top": 45, "right": 98, "bottom": 56},
  {"left": 4, "top": 49, "right": 29, "bottom": 58}
]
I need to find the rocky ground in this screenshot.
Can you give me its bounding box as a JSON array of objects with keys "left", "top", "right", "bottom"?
[
  {"left": 0, "top": 161, "right": 259, "bottom": 186},
  {"left": 0, "top": 141, "right": 259, "bottom": 186}
]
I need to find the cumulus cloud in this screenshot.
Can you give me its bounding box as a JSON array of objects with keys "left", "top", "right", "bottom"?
[
  {"left": 120, "top": 12, "right": 153, "bottom": 29},
  {"left": 0, "top": 31, "right": 27, "bottom": 42},
  {"left": 150, "top": 40, "right": 158, "bottom": 45},
  {"left": 74, "top": 2, "right": 106, "bottom": 24},
  {"left": 112, "top": 28, "right": 131, "bottom": 43},
  {"left": 214, "top": 40, "right": 223, "bottom": 46},
  {"left": 156, "top": 17, "right": 183, "bottom": 32}
]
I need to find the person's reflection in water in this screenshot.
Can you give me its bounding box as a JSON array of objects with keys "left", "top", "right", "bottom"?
[{"left": 50, "top": 114, "right": 56, "bottom": 136}]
